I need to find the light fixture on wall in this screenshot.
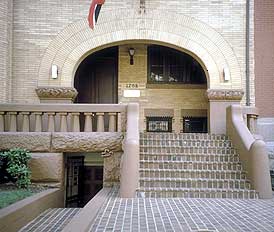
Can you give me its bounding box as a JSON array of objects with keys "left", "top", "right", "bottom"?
[
  {"left": 223, "top": 67, "right": 230, "bottom": 81},
  {"left": 128, "top": 48, "right": 135, "bottom": 65},
  {"left": 51, "top": 65, "right": 58, "bottom": 79}
]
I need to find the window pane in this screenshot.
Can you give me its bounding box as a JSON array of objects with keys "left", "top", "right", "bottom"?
[{"left": 148, "top": 45, "right": 207, "bottom": 84}]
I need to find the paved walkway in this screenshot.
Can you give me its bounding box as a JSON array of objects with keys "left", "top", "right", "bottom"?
[
  {"left": 19, "top": 208, "right": 81, "bottom": 232},
  {"left": 19, "top": 192, "right": 274, "bottom": 232},
  {"left": 90, "top": 196, "right": 274, "bottom": 232}
]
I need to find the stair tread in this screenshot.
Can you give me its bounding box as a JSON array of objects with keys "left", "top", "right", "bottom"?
[
  {"left": 140, "top": 177, "right": 249, "bottom": 182},
  {"left": 140, "top": 160, "right": 241, "bottom": 164},
  {"left": 141, "top": 154, "right": 237, "bottom": 157},
  {"left": 138, "top": 187, "right": 256, "bottom": 192},
  {"left": 139, "top": 168, "right": 246, "bottom": 173}
]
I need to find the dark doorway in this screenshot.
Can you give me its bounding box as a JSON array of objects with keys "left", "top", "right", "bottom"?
[
  {"left": 65, "top": 156, "right": 104, "bottom": 207},
  {"left": 66, "top": 157, "right": 84, "bottom": 207},
  {"left": 82, "top": 166, "right": 103, "bottom": 205},
  {"left": 74, "top": 46, "right": 118, "bottom": 104}
]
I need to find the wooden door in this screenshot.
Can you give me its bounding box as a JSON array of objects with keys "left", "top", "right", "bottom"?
[{"left": 74, "top": 46, "right": 118, "bottom": 104}]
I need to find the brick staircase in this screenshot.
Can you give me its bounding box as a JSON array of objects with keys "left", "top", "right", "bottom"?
[{"left": 137, "top": 133, "right": 258, "bottom": 199}]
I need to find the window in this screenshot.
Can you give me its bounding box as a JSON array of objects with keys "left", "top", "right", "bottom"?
[
  {"left": 148, "top": 45, "right": 207, "bottom": 84},
  {"left": 183, "top": 117, "right": 207, "bottom": 133},
  {"left": 146, "top": 117, "right": 172, "bottom": 132}
]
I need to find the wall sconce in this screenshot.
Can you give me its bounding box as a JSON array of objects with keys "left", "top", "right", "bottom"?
[
  {"left": 128, "top": 48, "right": 135, "bottom": 65},
  {"left": 223, "top": 67, "right": 230, "bottom": 81},
  {"left": 51, "top": 65, "right": 58, "bottom": 79}
]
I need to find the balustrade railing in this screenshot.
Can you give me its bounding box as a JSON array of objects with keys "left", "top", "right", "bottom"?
[{"left": 0, "top": 104, "right": 126, "bottom": 133}]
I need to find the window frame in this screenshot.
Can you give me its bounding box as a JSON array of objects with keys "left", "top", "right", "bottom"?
[{"left": 147, "top": 45, "right": 207, "bottom": 85}]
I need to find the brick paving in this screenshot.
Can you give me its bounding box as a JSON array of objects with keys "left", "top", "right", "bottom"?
[
  {"left": 90, "top": 195, "right": 274, "bottom": 232},
  {"left": 19, "top": 208, "right": 81, "bottom": 232}
]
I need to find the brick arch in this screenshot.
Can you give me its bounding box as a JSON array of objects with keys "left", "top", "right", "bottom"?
[{"left": 38, "top": 9, "right": 242, "bottom": 89}]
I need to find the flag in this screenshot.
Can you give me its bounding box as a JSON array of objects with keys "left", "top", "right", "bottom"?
[{"left": 88, "top": 0, "right": 105, "bottom": 29}]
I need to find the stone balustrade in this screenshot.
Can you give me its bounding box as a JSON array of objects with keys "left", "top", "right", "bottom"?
[{"left": 0, "top": 104, "right": 126, "bottom": 133}]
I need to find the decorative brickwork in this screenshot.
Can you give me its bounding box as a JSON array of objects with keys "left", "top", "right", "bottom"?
[
  {"left": 38, "top": 9, "right": 243, "bottom": 91},
  {"left": 206, "top": 89, "right": 244, "bottom": 101}
]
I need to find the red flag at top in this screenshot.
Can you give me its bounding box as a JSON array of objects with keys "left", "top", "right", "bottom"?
[{"left": 88, "top": 0, "right": 105, "bottom": 29}]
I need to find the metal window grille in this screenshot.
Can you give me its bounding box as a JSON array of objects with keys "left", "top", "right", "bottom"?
[{"left": 146, "top": 117, "right": 172, "bottom": 132}]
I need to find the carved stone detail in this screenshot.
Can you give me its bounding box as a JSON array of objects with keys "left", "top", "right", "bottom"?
[
  {"left": 207, "top": 89, "right": 244, "bottom": 101},
  {"left": 36, "top": 86, "right": 78, "bottom": 100},
  {"left": 51, "top": 132, "right": 123, "bottom": 152}
]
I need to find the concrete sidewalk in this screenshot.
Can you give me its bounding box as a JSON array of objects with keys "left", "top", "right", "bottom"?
[{"left": 90, "top": 196, "right": 274, "bottom": 232}]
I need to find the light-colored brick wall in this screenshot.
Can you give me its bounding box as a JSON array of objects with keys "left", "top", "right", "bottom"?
[
  {"left": 0, "top": 0, "right": 13, "bottom": 103},
  {"left": 255, "top": 0, "right": 274, "bottom": 117},
  {"left": 8, "top": 0, "right": 252, "bottom": 105},
  {"left": 118, "top": 44, "right": 208, "bottom": 132}
]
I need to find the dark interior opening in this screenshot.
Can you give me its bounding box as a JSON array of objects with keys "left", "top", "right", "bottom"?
[
  {"left": 74, "top": 46, "right": 118, "bottom": 104},
  {"left": 183, "top": 117, "right": 208, "bottom": 133},
  {"left": 65, "top": 156, "right": 103, "bottom": 208}
]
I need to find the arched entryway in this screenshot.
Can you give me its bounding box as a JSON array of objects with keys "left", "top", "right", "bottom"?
[
  {"left": 74, "top": 46, "right": 118, "bottom": 104},
  {"left": 74, "top": 43, "right": 208, "bottom": 133}
]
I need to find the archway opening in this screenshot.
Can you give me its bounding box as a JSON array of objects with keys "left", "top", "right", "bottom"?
[{"left": 74, "top": 46, "right": 118, "bottom": 104}]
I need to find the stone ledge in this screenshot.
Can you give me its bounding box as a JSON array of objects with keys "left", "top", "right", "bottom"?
[
  {"left": 0, "top": 132, "right": 51, "bottom": 151},
  {"left": 206, "top": 89, "right": 244, "bottom": 101},
  {"left": 0, "top": 132, "right": 124, "bottom": 153},
  {"left": 51, "top": 132, "right": 123, "bottom": 152},
  {"left": 0, "top": 188, "right": 62, "bottom": 232}
]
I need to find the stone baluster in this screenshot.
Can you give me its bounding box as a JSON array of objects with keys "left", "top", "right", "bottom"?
[
  {"left": 33, "top": 112, "right": 43, "bottom": 132},
  {"left": 8, "top": 112, "right": 17, "bottom": 132},
  {"left": 47, "top": 112, "right": 56, "bottom": 132},
  {"left": 117, "top": 112, "right": 122, "bottom": 132},
  {"left": 247, "top": 114, "right": 258, "bottom": 134},
  {"left": 0, "top": 112, "right": 4, "bottom": 132},
  {"left": 108, "top": 113, "right": 116, "bottom": 132},
  {"left": 84, "top": 113, "right": 93, "bottom": 132},
  {"left": 71, "top": 112, "right": 80, "bottom": 132},
  {"left": 21, "top": 112, "right": 30, "bottom": 132},
  {"left": 59, "top": 113, "right": 68, "bottom": 132},
  {"left": 96, "top": 113, "right": 104, "bottom": 132}
]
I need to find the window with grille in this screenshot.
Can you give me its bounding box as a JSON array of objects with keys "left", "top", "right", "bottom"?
[
  {"left": 147, "top": 45, "right": 207, "bottom": 84},
  {"left": 183, "top": 117, "right": 207, "bottom": 133},
  {"left": 146, "top": 117, "right": 172, "bottom": 132}
]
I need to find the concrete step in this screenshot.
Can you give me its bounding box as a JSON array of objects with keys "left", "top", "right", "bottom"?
[
  {"left": 139, "top": 178, "right": 251, "bottom": 190},
  {"left": 140, "top": 146, "right": 237, "bottom": 155},
  {"left": 140, "top": 140, "right": 232, "bottom": 148},
  {"left": 137, "top": 187, "right": 258, "bottom": 199},
  {"left": 140, "top": 154, "right": 240, "bottom": 162},
  {"left": 139, "top": 168, "right": 247, "bottom": 179},
  {"left": 140, "top": 160, "right": 242, "bottom": 171},
  {"left": 140, "top": 133, "right": 228, "bottom": 140}
]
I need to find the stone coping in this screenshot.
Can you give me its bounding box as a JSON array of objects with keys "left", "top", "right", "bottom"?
[
  {"left": 0, "top": 132, "right": 123, "bottom": 153},
  {"left": 0, "top": 188, "right": 62, "bottom": 232},
  {"left": 62, "top": 187, "right": 114, "bottom": 232}
]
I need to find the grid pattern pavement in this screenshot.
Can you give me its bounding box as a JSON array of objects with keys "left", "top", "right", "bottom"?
[
  {"left": 19, "top": 208, "right": 81, "bottom": 232},
  {"left": 90, "top": 196, "right": 274, "bottom": 232}
]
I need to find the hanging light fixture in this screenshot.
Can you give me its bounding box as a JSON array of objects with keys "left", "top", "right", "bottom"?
[{"left": 128, "top": 48, "right": 135, "bottom": 65}]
